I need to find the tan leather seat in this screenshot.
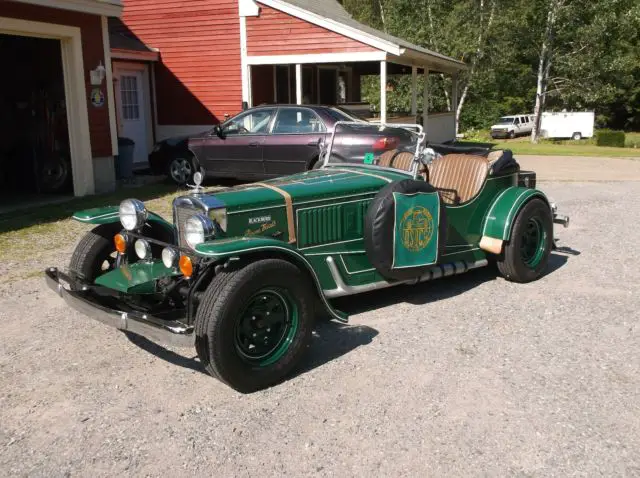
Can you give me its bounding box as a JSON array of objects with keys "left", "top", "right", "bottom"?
[
  {"left": 377, "top": 149, "right": 398, "bottom": 167},
  {"left": 428, "top": 154, "right": 489, "bottom": 205},
  {"left": 390, "top": 152, "right": 415, "bottom": 171}
]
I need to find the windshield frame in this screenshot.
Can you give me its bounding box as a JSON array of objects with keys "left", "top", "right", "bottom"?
[{"left": 321, "top": 121, "right": 426, "bottom": 179}]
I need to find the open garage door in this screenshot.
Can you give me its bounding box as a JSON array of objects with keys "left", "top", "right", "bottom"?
[{"left": 0, "top": 34, "right": 73, "bottom": 206}]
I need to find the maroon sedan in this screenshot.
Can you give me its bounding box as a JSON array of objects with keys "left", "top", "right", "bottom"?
[{"left": 149, "top": 105, "right": 416, "bottom": 185}]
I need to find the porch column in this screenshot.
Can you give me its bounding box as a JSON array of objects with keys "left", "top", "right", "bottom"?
[
  {"left": 411, "top": 66, "right": 418, "bottom": 118},
  {"left": 423, "top": 68, "right": 430, "bottom": 133},
  {"left": 295, "top": 63, "right": 303, "bottom": 105},
  {"left": 380, "top": 60, "right": 387, "bottom": 123}
]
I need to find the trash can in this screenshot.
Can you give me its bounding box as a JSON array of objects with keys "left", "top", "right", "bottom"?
[{"left": 116, "top": 137, "right": 135, "bottom": 180}]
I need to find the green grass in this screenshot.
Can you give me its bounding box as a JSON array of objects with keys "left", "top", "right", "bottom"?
[{"left": 459, "top": 129, "right": 640, "bottom": 158}]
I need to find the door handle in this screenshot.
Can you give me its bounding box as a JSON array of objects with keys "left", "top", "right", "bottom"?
[{"left": 248, "top": 142, "right": 260, "bottom": 148}]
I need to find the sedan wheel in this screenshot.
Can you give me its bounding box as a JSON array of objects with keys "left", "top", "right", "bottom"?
[{"left": 169, "top": 157, "right": 193, "bottom": 185}]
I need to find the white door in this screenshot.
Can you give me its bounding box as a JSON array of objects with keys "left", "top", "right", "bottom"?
[{"left": 118, "top": 70, "right": 149, "bottom": 166}]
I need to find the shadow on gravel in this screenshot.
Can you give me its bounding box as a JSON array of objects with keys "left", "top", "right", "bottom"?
[
  {"left": 334, "top": 249, "right": 578, "bottom": 316},
  {"left": 123, "top": 322, "right": 379, "bottom": 381}
]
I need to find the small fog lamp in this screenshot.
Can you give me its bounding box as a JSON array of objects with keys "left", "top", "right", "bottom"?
[
  {"left": 162, "top": 247, "right": 179, "bottom": 269},
  {"left": 134, "top": 239, "right": 151, "bottom": 260}
]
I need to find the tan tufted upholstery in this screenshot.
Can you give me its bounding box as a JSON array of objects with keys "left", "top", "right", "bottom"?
[
  {"left": 390, "top": 152, "right": 415, "bottom": 171},
  {"left": 427, "top": 154, "right": 489, "bottom": 205},
  {"left": 377, "top": 149, "right": 398, "bottom": 167}
]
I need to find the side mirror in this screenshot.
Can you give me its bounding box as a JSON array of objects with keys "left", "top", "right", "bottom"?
[{"left": 211, "top": 125, "right": 224, "bottom": 139}]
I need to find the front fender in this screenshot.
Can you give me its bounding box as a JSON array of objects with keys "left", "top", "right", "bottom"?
[
  {"left": 195, "top": 237, "right": 348, "bottom": 323},
  {"left": 482, "top": 187, "right": 550, "bottom": 241},
  {"left": 72, "top": 206, "right": 175, "bottom": 235}
]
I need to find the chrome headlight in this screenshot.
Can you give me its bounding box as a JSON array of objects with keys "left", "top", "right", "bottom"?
[
  {"left": 119, "top": 199, "right": 147, "bottom": 231},
  {"left": 184, "top": 214, "right": 215, "bottom": 249},
  {"left": 210, "top": 208, "right": 227, "bottom": 232}
]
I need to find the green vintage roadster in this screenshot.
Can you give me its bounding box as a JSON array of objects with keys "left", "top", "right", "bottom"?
[{"left": 45, "top": 122, "right": 569, "bottom": 392}]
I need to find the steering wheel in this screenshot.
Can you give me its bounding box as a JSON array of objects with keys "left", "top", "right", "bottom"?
[{"left": 237, "top": 125, "right": 250, "bottom": 134}]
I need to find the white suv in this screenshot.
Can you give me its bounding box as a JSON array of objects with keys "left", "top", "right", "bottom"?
[{"left": 490, "top": 114, "right": 534, "bottom": 139}]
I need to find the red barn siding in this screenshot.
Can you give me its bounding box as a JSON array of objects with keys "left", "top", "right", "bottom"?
[
  {"left": 247, "top": 3, "right": 377, "bottom": 56},
  {"left": 121, "top": 0, "right": 242, "bottom": 125},
  {"left": 0, "top": 2, "right": 113, "bottom": 157}
]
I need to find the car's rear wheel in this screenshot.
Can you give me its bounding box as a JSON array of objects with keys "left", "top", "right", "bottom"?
[
  {"left": 497, "top": 198, "right": 552, "bottom": 283},
  {"left": 168, "top": 155, "right": 195, "bottom": 186},
  {"left": 195, "top": 259, "right": 314, "bottom": 393},
  {"left": 572, "top": 132, "right": 582, "bottom": 141}
]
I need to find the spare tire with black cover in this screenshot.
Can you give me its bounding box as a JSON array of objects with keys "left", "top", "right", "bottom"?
[{"left": 364, "top": 179, "right": 447, "bottom": 281}]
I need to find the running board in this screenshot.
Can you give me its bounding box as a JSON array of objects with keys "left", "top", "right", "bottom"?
[{"left": 324, "top": 257, "right": 489, "bottom": 299}]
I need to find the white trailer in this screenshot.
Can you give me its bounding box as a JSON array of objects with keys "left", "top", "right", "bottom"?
[{"left": 539, "top": 111, "right": 595, "bottom": 140}]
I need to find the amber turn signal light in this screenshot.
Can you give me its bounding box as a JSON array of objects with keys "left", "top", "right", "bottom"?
[
  {"left": 179, "top": 255, "right": 193, "bottom": 278},
  {"left": 114, "top": 233, "right": 127, "bottom": 254}
]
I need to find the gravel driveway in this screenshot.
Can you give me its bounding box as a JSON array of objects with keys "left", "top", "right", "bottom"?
[{"left": 1, "top": 176, "right": 639, "bottom": 476}]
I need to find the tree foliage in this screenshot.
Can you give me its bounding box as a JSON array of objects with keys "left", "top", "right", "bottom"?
[{"left": 338, "top": 0, "right": 640, "bottom": 132}]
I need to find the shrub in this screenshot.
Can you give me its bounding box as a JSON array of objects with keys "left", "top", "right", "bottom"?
[{"left": 595, "top": 129, "right": 626, "bottom": 147}]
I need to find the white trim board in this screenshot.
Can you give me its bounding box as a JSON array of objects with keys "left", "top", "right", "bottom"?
[
  {"left": 102, "top": 15, "right": 118, "bottom": 157},
  {"left": 247, "top": 51, "right": 386, "bottom": 65},
  {"left": 111, "top": 49, "right": 159, "bottom": 62},
  {"left": 12, "top": 0, "right": 122, "bottom": 17},
  {"left": 0, "top": 16, "right": 95, "bottom": 196}
]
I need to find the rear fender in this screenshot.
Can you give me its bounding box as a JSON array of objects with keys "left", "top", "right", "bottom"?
[
  {"left": 195, "top": 237, "right": 348, "bottom": 323},
  {"left": 72, "top": 206, "right": 175, "bottom": 236},
  {"left": 480, "top": 187, "right": 550, "bottom": 253}
]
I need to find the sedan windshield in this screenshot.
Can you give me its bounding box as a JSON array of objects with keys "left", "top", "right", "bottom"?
[{"left": 325, "top": 123, "right": 420, "bottom": 171}]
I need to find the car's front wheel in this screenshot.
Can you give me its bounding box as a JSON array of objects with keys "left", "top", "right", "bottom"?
[
  {"left": 69, "top": 223, "right": 125, "bottom": 282},
  {"left": 497, "top": 198, "right": 553, "bottom": 283},
  {"left": 195, "top": 259, "right": 315, "bottom": 393},
  {"left": 168, "top": 155, "right": 196, "bottom": 186}
]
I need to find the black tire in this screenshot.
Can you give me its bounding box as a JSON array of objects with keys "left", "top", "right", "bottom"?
[
  {"left": 572, "top": 132, "right": 582, "bottom": 141},
  {"left": 497, "top": 198, "right": 553, "bottom": 283},
  {"left": 508, "top": 131, "right": 515, "bottom": 139},
  {"left": 168, "top": 154, "right": 196, "bottom": 186},
  {"left": 364, "top": 179, "right": 447, "bottom": 281},
  {"left": 195, "top": 259, "right": 315, "bottom": 393},
  {"left": 69, "top": 223, "right": 125, "bottom": 282}
]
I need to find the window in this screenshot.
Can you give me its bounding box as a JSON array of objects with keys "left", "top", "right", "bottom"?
[
  {"left": 223, "top": 109, "right": 275, "bottom": 135},
  {"left": 272, "top": 108, "right": 325, "bottom": 134},
  {"left": 120, "top": 75, "right": 140, "bottom": 120},
  {"left": 521, "top": 116, "right": 527, "bottom": 124},
  {"left": 514, "top": 117, "right": 520, "bottom": 125}
]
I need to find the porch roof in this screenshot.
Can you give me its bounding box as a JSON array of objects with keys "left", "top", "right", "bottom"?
[
  {"left": 258, "top": 0, "right": 466, "bottom": 74},
  {"left": 12, "top": 0, "right": 122, "bottom": 16}
]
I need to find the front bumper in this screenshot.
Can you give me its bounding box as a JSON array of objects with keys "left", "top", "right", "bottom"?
[
  {"left": 490, "top": 130, "right": 510, "bottom": 139},
  {"left": 45, "top": 267, "right": 194, "bottom": 348}
]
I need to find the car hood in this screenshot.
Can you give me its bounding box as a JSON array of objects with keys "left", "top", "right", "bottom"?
[
  {"left": 491, "top": 124, "right": 511, "bottom": 129},
  {"left": 209, "top": 166, "right": 411, "bottom": 211}
]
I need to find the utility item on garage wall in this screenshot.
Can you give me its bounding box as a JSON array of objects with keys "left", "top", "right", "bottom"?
[
  {"left": 90, "top": 88, "right": 104, "bottom": 107},
  {"left": 90, "top": 61, "right": 106, "bottom": 86}
]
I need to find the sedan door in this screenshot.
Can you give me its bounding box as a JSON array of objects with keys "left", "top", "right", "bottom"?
[
  {"left": 200, "top": 108, "right": 276, "bottom": 179},
  {"left": 262, "top": 107, "right": 327, "bottom": 176}
]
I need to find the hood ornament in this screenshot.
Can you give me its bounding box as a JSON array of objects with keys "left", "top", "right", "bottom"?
[{"left": 188, "top": 170, "right": 205, "bottom": 194}]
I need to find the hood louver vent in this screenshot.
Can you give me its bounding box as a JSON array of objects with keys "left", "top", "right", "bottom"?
[{"left": 297, "top": 200, "right": 370, "bottom": 248}]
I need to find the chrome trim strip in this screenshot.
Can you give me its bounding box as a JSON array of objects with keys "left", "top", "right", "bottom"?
[
  {"left": 45, "top": 268, "right": 194, "bottom": 348},
  {"left": 324, "top": 257, "right": 489, "bottom": 299}
]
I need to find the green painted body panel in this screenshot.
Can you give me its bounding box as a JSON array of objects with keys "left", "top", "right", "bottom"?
[
  {"left": 482, "top": 187, "right": 549, "bottom": 240},
  {"left": 72, "top": 206, "right": 174, "bottom": 233},
  {"left": 94, "top": 260, "right": 180, "bottom": 294}
]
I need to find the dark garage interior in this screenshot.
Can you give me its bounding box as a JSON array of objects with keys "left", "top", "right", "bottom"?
[{"left": 0, "top": 33, "right": 73, "bottom": 210}]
